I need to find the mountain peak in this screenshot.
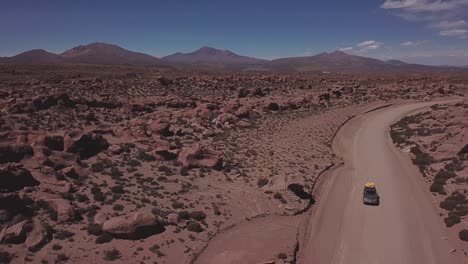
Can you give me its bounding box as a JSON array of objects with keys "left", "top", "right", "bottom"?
[
  {"left": 330, "top": 50, "right": 348, "bottom": 56},
  {"left": 192, "top": 46, "right": 236, "bottom": 56},
  {"left": 162, "top": 46, "right": 265, "bottom": 66},
  {"left": 59, "top": 42, "right": 160, "bottom": 65}
]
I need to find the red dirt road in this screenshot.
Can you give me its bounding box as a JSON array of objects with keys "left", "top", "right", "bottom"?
[{"left": 298, "top": 101, "right": 465, "bottom": 264}]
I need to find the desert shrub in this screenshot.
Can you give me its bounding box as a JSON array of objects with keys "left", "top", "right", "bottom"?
[
  {"left": 459, "top": 229, "right": 468, "bottom": 242},
  {"left": 54, "top": 230, "right": 75, "bottom": 240},
  {"left": 189, "top": 211, "right": 206, "bottom": 221},
  {"left": 187, "top": 222, "right": 203, "bottom": 233},
  {"left": 137, "top": 150, "right": 155, "bottom": 161},
  {"left": 429, "top": 183, "right": 444, "bottom": 193},
  {"left": 273, "top": 192, "right": 283, "bottom": 199},
  {"left": 410, "top": 146, "right": 433, "bottom": 174},
  {"left": 389, "top": 130, "right": 407, "bottom": 145},
  {"left": 159, "top": 165, "right": 174, "bottom": 176},
  {"left": 0, "top": 251, "right": 13, "bottom": 263},
  {"left": 149, "top": 244, "right": 160, "bottom": 252},
  {"left": 96, "top": 233, "right": 113, "bottom": 244},
  {"left": 434, "top": 169, "right": 456, "bottom": 185},
  {"left": 52, "top": 244, "right": 63, "bottom": 250},
  {"left": 457, "top": 144, "right": 468, "bottom": 158},
  {"left": 440, "top": 199, "right": 458, "bottom": 211},
  {"left": 76, "top": 193, "right": 89, "bottom": 203},
  {"left": 257, "top": 178, "right": 269, "bottom": 187},
  {"left": 444, "top": 158, "right": 463, "bottom": 172},
  {"left": 110, "top": 185, "right": 124, "bottom": 194},
  {"left": 149, "top": 245, "right": 165, "bottom": 257},
  {"left": 151, "top": 208, "right": 168, "bottom": 217},
  {"left": 103, "top": 248, "right": 121, "bottom": 261},
  {"left": 178, "top": 211, "right": 190, "bottom": 220},
  {"left": 112, "top": 204, "right": 124, "bottom": 211},
  {"left": 127, "top": 159, "right": 141, "bottom": 167},
  {"left": 56, "top": 254, "right": 69, "bottom": 263},
  {"left": 444, "top": 215, "right": 461, "bottom": 227},
  {"left": 213, "top": 207, "right": 221, "bottom": 216},
  {"left": 172, "top": 201, "right": 184, "bottom": 209},
  {"left": 179, "top": 167, "right": 189, "bottom": 176},
  {"left": 91, "top": 161, "right": 105, "bottom": 173},
  {"left": 109, "top": 167, "right": 123, "bottom": 179},
  {"left": 440, "top": 191, "right": 466, "bottom": 211},
  {"left": 87, "top": 223, "right": 103, "bottom": 236},
  {"left": 91, "top": 186, "right": 105, "bottom": 202}
]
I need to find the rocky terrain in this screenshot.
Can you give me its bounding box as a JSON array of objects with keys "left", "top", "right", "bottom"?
[
  {"left": 0, "top": 64, "right": 466, "bottom": 263},
  {"left": 391, "top": 101, "right": 468, "bottom": 246}
]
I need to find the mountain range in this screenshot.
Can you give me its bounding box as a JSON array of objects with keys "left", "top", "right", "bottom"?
[{"left": 0, "top": 42, "right": 466, "bottom": 73}]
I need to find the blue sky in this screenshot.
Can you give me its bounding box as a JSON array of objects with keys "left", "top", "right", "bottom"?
[{"left": 1, "top": 0, "right": 468, "bottom": 65}]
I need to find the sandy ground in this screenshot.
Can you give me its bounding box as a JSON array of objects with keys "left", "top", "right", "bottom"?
[
  {"left": 298, "top": 100, "right": 465, "bottom": 264},
  {"left": 194, "top": 215, "right": 301, "bottom": 264}
]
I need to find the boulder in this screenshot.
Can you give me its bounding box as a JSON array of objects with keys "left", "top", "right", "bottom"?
[
  {"left": 178, "top": 144, "right": 222, "bottom": 169},
  {"left": 46, "top": 198, "right": 75, "bottom": 222},
  {"left": 235, "top": 106, "right": 250, "bottom": 118},
  {"left": 217, "top": 113, "right": 237, "bottom": 124},
  {"left": 93, "top": 212, "right": 108, "bottom": 226},
  {"left": 236, "top": 119, "right": 252, "bottom": 128},
  {"left": 24, "top": 221, "right": 52, "bottom": 251},
  {"left": 102, "top": 212, "right": 164, "bottom": 239},
  {"left": 0, "top": 164, "right": 39, "bottom": 192},
  {"left": 0, "top": 220, "right": 32, "bottom": 244},
  {"left": 0, "top": 143, "right": 34, "bottom": 164},
  {"left": 64, "top": 131, "right": 109, "bottom": 159},
  {"left": 61, "top": 165, "right": 88, "bottom": 180},
  {"left": 166, "top": 213, "right": 179, "bottom": 226},
  {"left": 146, "top": 122, "right": 174, "bottom": 137}
]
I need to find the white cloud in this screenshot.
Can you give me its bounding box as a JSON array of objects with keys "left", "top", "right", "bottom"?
[
  {"left": 381, "top": 1, "right": 468, "bottom": 39},
  {"left": 381, "top": 0, "right": 468, "bottom": 12},
  {"left": 439, "top": 28, "right": 468, "bottom": 37},
  {"left": 338, "top": 47, "right": 353, "bottom": 51},
  {"left": 381, "top": 0, "right": 417, "bottom": 9},
  {"left": 357, "top": 40, "right": 382, "bottom": 52},
  {"left": 400, "top": 40, "right": 428, "bottom": 47},
  {"left": 357, "top": 40, "right": 377, "bottom": 47},
  {"left": 304, "top": 48, "right": 313, "bottom": 56},
  {"left": 430, "top": 19, "right": 467, "bottom": 29}
]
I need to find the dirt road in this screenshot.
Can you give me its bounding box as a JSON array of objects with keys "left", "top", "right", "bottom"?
[{"left": 298, "top": 101, "right": 464, "bottom": 264}]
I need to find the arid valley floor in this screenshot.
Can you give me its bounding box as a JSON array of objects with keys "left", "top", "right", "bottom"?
[{"left": 0, "top": 64, "right": 467, "bottom": 264}]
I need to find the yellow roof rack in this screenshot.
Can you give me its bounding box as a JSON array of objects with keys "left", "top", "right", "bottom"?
[{"left": 365, "top": 182, "right": 375, "bottom": 188}]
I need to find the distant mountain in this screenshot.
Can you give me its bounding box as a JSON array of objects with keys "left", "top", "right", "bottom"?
[
  {"left": 0, "top": 43, "right": 160, "bottom": 66},
  {"left": 1, "top": 43, "right": 467, "bottom": 73},
  {"left": 267, "top": 51, "right": 464, "bottom": 73},
  {"left": 60, "top": 42, "right": 160, "bottom": 65},
  {"left": 269, "top": 51, "right": 397, "bottom": 72},
  {"left": 3, "top": 49, "right": 63, "bottom": 64},
  {"left": 399, "top": 55, "right": 468, "bottom": 67},
  {"left": 162, "top": 46, "right": 267, "bottom": 68},
  {"left": 386, "top": 59, "right": 407, "bottom": 66}
]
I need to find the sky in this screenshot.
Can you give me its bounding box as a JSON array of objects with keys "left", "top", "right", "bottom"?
[{"left": 1, "top": 0, "right": 468, "bottom": 65}]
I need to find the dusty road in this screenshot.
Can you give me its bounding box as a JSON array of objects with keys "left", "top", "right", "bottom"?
[{"left": 298, "top": 101, "right": 464, "bottom": 264}]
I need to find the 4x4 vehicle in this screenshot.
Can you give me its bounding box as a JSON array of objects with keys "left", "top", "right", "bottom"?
[{"left": 363, "top": 182, "right": 380, "bottom": 205}]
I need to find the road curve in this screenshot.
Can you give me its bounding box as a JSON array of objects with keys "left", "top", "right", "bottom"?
[{"left": 298, "top": 101, "right": 464, "bottom": 264}]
